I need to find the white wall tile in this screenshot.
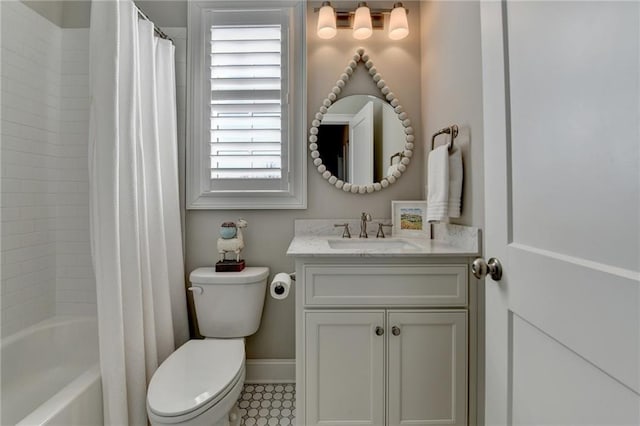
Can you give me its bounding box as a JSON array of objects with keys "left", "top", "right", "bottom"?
[
  {"left": 1, "top": 3, "right": 94, "bottom": 335},
  {"left": 54, "top": 302, "right": 96, "bottom": 316},
  {"left": 1, "top": 1, "right": 60, "bottom": 336},
  {"left": 54, "top": 28, "right": 94, "bottom": 317}
]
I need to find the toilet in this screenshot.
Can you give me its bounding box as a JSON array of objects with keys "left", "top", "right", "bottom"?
[{"left": 147, "top": 267, "right": 270, "bottom": 426}]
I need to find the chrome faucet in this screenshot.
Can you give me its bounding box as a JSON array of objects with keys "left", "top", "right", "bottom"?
[{"left": 359, "top": 212, "right": 372, "bottom": 238}]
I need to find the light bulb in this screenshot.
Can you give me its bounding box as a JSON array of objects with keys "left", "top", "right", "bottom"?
[
  {"left": 353, "top": 2, "right": 372, "bottom": 40},
  {"left": 317, "top": 2, "right": 337, "bottom": 39},
  {"left": 389, "top": 3, "right": 409, "bottom": 40}
]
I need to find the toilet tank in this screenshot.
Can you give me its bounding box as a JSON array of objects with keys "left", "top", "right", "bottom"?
[{"left": 189, "top": 267, "right": 269, "bottom": 338}]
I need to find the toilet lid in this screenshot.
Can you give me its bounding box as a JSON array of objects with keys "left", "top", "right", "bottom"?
[{"left": 147, "top": 339, "right": 244, "bottom": 418}]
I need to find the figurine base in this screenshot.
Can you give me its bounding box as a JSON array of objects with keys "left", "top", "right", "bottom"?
[{"left": 215, "top": 259, "right": 245, "bottom": 272}]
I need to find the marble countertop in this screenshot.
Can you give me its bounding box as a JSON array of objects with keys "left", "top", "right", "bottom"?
[{"left": 287, "top": 220, "right": 480, "bottom": 258}]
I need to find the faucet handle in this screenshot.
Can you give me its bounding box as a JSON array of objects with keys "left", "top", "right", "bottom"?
[
  {"left": 361, "top": 212, "right": 372, "bottom": 221},
  {"left": 376, "top": 223, "right": 393, "bottom": 238},
  {"left": 334, "top": 223, "right": 351, "bottom": 238}
]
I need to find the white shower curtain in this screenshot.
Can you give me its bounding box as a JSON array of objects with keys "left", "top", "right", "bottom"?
[{"left": 88, "top": 1, "right": 189, "bottom": 424}]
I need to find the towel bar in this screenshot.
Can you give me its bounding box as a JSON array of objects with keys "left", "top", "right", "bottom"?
[
  {"left": 389, "top": 151, "right": 403, "bottom": 165},
  {"left": 428, "top": 124, "right": 461, "bottom": 240},
  {"left": 431, "top": 124, "right": 459, "bottom": 152}
]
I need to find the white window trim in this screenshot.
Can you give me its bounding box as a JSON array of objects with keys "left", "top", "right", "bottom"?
[{"left": 187, "top": 0, "right": 307, "bottom": 209}]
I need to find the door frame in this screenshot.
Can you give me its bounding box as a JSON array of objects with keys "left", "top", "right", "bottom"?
[{"left": 479, "top": 2, "right": 511, "bottom": 422}]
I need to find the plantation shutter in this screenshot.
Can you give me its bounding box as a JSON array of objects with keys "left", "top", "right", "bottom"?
[{"left": 209, "top": 12, "right": 290, "bottom": 192}]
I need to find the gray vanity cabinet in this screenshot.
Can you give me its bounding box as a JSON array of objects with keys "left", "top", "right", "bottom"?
[{"left": 295, "top": 259, "right": 473, "bottom": 426}]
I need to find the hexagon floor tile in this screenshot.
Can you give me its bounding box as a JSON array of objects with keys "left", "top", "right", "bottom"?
[{"left": 236, "top": 383, "right": 296, "bottom": 426}]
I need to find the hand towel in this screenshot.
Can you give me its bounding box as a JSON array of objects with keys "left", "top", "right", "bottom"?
[
  {"left": 447, "top": 147, "right": 463, "bottom": 218},
  {"left": 426, "top": 145, "right": 450, "bottom": 222}
]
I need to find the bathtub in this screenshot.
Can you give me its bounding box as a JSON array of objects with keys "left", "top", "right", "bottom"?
[{"left": 1, "top": 316, "right": 103, "bottom": 426}]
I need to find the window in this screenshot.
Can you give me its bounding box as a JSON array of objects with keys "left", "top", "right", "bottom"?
[
  {"left": 210, "top": 25, "right": 282, "bottom": 182},
  {"left": 187, "top": 1, "right": 306, "bottom": 209}
]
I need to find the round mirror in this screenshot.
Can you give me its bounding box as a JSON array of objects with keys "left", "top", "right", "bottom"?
[{"left": 309, "top": 48, "right": 414, "bottom": 194}]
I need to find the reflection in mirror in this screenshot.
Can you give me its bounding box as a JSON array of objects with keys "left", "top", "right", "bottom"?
[
  {"left": 309, "top": 48, "right": 414, "bottom": 194},
  {"left": 316, "top": 95, "right": 406, "bottom": 184}
]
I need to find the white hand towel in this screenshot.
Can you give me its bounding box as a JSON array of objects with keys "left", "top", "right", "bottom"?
[
  {"left": 447, "top": 147, "right": 463, "bottom": 218},
  {"left": 426, "top": 145, "right": 450, "bottom": 222}
]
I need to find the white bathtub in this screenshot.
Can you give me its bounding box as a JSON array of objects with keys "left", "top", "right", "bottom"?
[{"left": 1, "top": 316, "right": 103, "bottom": 426}]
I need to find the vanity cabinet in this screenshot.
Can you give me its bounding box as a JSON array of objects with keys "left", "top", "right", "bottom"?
[
  {"left": 387, "top": 311, "right": 467, "bottom": 426},
  {"left": 305, "top": 310, "right": 467, "bottom": 426},
  {"left": 305, "top": 310, "right": 385, "bottom": 426},
  {"left": 294, "top": 259, "right": 475, "bottom": 426}
]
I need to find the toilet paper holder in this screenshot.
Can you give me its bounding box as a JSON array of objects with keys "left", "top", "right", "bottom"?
[{"left": 273, "top": 272, "right": 295, "bottom": 295}]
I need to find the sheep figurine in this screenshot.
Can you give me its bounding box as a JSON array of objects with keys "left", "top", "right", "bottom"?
[{"left": 217, "top": 219, "right": 247, "bottom": 262}]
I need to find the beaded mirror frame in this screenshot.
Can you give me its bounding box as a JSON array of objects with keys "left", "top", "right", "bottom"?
[{"left": 308, "top": 47, "right": 414, "bottom": 194}]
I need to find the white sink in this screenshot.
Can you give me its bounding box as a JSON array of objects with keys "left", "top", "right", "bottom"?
[{"left": 328, "top": 238, "right": 420, "bottom": 250}]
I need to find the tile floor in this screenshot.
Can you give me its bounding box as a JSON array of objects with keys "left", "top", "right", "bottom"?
[{"left": 237, "top": 383, "right": 296, "bottom": 426}]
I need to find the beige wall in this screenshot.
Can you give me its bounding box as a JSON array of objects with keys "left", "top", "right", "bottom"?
[
  {"left": 60, "top": 1, "right": 90, "bottom": 27},
  {"left": 420, "top": 1, "right": 484, "bottom": 228},
  {"left": 20, "top": 0, "right": 182, "bottom": 29},
  {"left": 20, "top": 1, "right": 64, "bottom": 26},
  {"left": 21, "top": 0, "right": 90, "bottom": 28},
  {"left": 187, "top": 1, "right": 424, "bottom": 359},
  {"left": 137, "top": 0, "right": 187, "bottom": 27}
]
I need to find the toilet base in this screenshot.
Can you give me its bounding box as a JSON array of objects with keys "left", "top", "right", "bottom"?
[
  {"left": 216, "top": 406, "right": 240, "bottom": 426},
  {"left": 208, "top": 403, "right": 240, "bottom": 426}
]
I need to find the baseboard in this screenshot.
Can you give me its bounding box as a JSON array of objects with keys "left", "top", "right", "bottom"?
[{"left": 245, "top": 359, "right": 295, "bottom": 384}]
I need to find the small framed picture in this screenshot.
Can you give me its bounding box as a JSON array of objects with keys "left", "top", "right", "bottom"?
[{"left": 391, "top": 201, "right": 430, "bottom": 238}]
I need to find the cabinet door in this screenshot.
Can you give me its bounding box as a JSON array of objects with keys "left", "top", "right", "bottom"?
[
  {"left": 305, "top": 310, "right": 385, "bottom": 426},
  {"left": 387, "top": 311, "right": 467, "bottom": 426}
]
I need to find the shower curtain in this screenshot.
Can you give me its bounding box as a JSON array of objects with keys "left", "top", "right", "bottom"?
[{"left": 88, "top": 1, "right": 189, "bottom": 424}]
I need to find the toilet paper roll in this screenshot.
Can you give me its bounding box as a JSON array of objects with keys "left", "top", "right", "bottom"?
[{"left": 270, "top": 272, "right": 292, "bottom": 300}]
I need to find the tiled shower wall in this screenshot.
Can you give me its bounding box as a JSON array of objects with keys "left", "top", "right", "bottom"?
[
  {"left": 1, "top": 0, "right": 94, "bottom": 337},
  {"left": 1, "top": 1, "right": 62, "bottom": 335},
  {"left": 55, "top": 29, "right": 94, "bottom": 316}
]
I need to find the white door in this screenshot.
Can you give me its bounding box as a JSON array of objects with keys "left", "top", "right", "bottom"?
[
  {"left": 349, "top": 101, "right": 374, "bottom": 184},
  {"left": 480, "top": 1, "right": 640, "bottom": 424},
  {"left": 304, "top": 310, "right": 385, "bottom": 426},
  {"left": 387, "top": 311, "right": 467, "bottom": 426}
]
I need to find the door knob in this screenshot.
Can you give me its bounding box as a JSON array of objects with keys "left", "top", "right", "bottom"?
[
  {"left": 391, "top": 326, "right": 401, "bottom": 336},
  {"left": 472, "top": 257, "right": 503, "bottom": 281},
  {"left": 375, "top": 326, "right": 384, "bottom": 336}
]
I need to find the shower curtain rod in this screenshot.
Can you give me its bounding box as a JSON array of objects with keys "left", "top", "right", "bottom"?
[{"left": 136, "top": 5, "right": 173, "bottom": 42}]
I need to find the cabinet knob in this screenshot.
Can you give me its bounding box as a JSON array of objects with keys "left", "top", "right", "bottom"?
[
  {"left": 375, "top": 326, "right": 384, "bottom": 336},
  {"left": 392, "top": 326, "right": 401, "bottom": 336}
]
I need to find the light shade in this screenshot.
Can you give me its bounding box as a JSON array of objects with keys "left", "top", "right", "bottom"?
[
  {"left": 353, "top": 3, "right": 372, "bottom": 40},
  {"left": 316, "top": 2, "right": 337, "bottom": 39},
  {"left": 388, "top": 3, "right": 409, "bottom": 40}
]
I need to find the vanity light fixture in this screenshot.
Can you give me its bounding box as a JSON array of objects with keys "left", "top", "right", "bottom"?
[
  {"left": 353, "top": 2, "right": 373, "bottom": 40},
  {"left": 316, "top": 2, "right": 337, "bottom": 40},
  {"left": 388, "top": 3, "right": 409, "bottom": 40},
  {"left": 314, "top": 2, "right": 409, "bottom": 41}
]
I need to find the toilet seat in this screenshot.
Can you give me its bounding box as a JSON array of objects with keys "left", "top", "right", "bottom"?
[{"left": 147, "top": 339, "right": 245, "bottom": 423}]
